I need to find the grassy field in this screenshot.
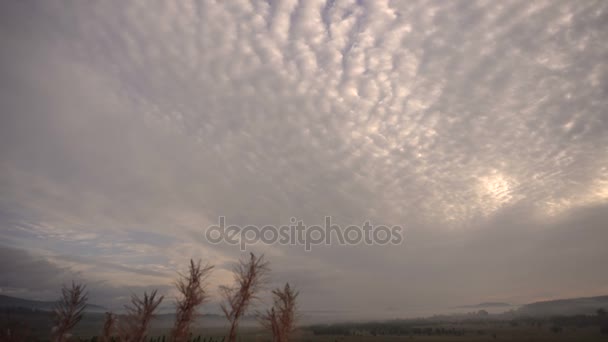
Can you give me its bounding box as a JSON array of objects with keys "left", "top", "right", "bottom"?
[
  {"left": 3, "top": 300, "right": 608, "bottom": 342},
  {"left": 294, "top": 326, "right": 607, "bottom": 342},
  {"left": 95, "top": 326, "right": 608, "bottom": 342},
  {"left": 4, "top": 310, "right": 608, "bottom": 342}
]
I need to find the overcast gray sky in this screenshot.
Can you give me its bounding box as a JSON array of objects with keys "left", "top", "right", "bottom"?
[{"left": 1, "top": 0, "right": 607, "bottom": 320}]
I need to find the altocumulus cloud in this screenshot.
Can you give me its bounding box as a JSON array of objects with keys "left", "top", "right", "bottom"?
[{"left": 0, "top": 0, "right": 607, "bottom": 318}]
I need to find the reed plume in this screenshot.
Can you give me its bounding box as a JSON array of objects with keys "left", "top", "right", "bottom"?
[
  {"left": 119, "top": 290, "right": 164, "bottom": 342},
  {"left": 170, "top": 259, "right": 214, "bottom": 342},
  {"left": 220, "top": 253, "right": 269, "bottom": 342},
  {"left": 259, "top": 283, "right": 298, "bottom": 342},
  {"left": 51, "top": 282, "right": 88, "bottom": 342},
  {"left": 100, "top": 312, "right": 116, "bottom": 342}
]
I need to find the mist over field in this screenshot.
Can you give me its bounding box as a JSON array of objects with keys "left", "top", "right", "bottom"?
[{"left": 1, "top": 1, "right": 608, "bottom": 340}]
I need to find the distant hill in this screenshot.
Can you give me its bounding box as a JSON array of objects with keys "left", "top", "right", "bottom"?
[
  {"left": 0, "top": 294, "right": 106, "bottom": 312},
  {"left": 516, "top": 295, "right": 608, "bottom": 317},
  {"left": 456, "top": 302, "right": 512, "bottom": 309}
]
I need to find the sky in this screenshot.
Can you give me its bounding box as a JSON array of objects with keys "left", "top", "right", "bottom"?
[{"left": 1, "top": 0, "right": 607, "bottom": 320}]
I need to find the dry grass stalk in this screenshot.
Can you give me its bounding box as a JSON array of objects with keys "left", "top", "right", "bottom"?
[
  {"left": 170, "top": 259, "right": 214, "bottom": 342},
  {"left": 260, "top": 307, "right": 280, "bottom": 341},
  {"left": 119, "top": 290, "right": 164, "bottom": 342},
  {"left": 52, "top": 282, "right": 88, "bottom": 342},
  {"left": 100, "top": 312, "right": 116, "bottom": 342},
  {"left": 220, "top": 253, "right": 270, "bottom": 342},
  {"left": 260, "top": 283, "right": 299, "bottom": 342}
]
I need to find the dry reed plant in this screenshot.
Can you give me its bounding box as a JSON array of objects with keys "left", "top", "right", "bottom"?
[
  {"left": 51, "top": 282, "right": 88, "bottom": 342},
  {"left": 259, "top": 283, "right": 299, "bottom": 342},
  {"left": 170, "top": 259, "right": 214, "bottom": 342},
  {"left": 220, "top": 253, "right": 270, "bottom": 342},
  {"left": 100, "top": 312, "right": 116, "bottom": 342},
  {"left": 119, "top": 290, "right": 164, "bottom": 342}
]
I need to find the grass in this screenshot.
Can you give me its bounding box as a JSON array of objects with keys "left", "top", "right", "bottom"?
[
  {"left": 119, "top": 290, "right": 164, "bottom": 342},
  {"left": 172, "top": 260, "right": 214, "bottom": 342},
  {"left": 259, "top": 283, "right": 298, "bottom": 342},
  {"left": 4, "top": 313, "right": 608, "bottom": 342},
  {"left": 220, "top": 253, "right": 270, "bottom": 342},
  {"left": 52, "top": 282, "right": 87, "bottom": 342}
]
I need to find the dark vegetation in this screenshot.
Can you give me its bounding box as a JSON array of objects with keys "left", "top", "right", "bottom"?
[{"left": 309, "top": 307, "right": 608, "bottom": 340}]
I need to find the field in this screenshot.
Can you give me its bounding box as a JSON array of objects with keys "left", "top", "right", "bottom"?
[
  {"left": 4, "top": 308, "right": 608, "bottom": 341},
  {"left": 297, "top": 325, "right": 607, "bottom": 342}
]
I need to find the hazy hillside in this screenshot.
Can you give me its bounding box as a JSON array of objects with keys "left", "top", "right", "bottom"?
[
  {"left": 0, "top": 294, "right": 106, "bottom": 312},
  {"left": 456, "top": 302, "right": 512, "bottom": 309},
  {"left": 516, "top": 295, "right": 608, "bottom": 317}
]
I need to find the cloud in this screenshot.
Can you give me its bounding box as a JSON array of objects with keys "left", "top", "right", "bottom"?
[
  {"left": 1, "top": 0, "right": 607, "bottom": 317},
  {"left": 0, "top": 246, "right": 179, "bottom": 311},
  {"left": 0, "top": 247, "right": 81, "bottom": 297}
]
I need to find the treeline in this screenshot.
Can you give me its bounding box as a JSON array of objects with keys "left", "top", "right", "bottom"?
[
  {"left": 507, "top": 310, "right": 608, "bottom": 333},
  {"left": 310, "top": 322, "right": 468, "bottom": 337},
  {"left": 310, "top": 309, "right": 608, "bottom": 337}
]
